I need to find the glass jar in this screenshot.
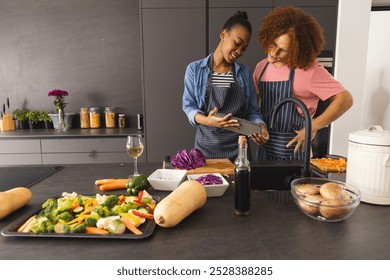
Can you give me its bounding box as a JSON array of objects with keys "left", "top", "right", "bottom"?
[
  {"left": 89, "top": 107, "right": 101, "bottom": 128},
  {"left": 80, "top": 107, "right": 90, "bottom": 128},
  {"left": 118, "top": 114, "right": 126, "bottom": 128},
  {"left": 104, "top": 107, "right": 116, "bottom": 128}
]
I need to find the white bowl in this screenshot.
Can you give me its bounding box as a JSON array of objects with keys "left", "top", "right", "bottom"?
[
  {"left": 147, "top": 169, "right": 187, "bottom": 191},
  {"left": 187, "top": 173, "right": 229, "bottom": 197}
]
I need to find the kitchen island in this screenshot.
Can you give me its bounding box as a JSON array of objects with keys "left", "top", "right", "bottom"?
[{"left": 0, "top": 163, "right": 389, "bottom": 260}]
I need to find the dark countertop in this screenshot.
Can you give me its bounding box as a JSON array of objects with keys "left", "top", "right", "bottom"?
[
  {"left": 0, "top": 128, "right": 142, "bottom": 139},
  {"left": 1, "top": 163, "right": 389, "bottom": 260}
]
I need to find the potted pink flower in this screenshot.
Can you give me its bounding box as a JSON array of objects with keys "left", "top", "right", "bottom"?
[{"left": 48, "top": 89, "right": 69, "bottom": 130}]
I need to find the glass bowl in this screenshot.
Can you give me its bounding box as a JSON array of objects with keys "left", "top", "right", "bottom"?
[{"left": 291, "top": 177, "right": 361, "bottom": 222}]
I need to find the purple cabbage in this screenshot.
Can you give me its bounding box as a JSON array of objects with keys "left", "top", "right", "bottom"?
[
  {"left": 195, "top": 174, "right": 223, "bottom": 185},
  {"left": 190, "top": 148, "right": 206, "bottom": 168},
  {"left": 171, "top": 148, "right": 206, "bottom": 170}
]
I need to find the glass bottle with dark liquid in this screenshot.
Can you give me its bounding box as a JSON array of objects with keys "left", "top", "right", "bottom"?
[{"left": 234, "top": 136, "right": 251, "bottom": 215}]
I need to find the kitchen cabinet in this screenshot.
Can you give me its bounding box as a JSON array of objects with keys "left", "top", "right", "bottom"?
[
  {"left": 41, "top": 138, "right": 132, "bottom": 164},
  {"left": 0, "top": 139, "right": 42, "bottom": 165},
  {"left": 0, "top": 129, "right": 145, "bottom": 165},
  {"left": 140, "top": 0, "right": 206, "bottom": 162}
]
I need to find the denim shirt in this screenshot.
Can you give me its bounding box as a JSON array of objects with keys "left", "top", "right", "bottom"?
[{"left": 182, "top": 53, "right": 265, "bottom": 127}]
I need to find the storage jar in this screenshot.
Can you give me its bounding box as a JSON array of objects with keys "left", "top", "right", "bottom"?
[
  {"left": 105, "top": 107, "right": 116, "bottom": 128},
  {"left": 346, "top": 125, "right": 390, "bottom": 205},
  {"left": 80, "top": 107, "right": 90, "bottom": 128},
  {"left": 89, "top": 107, "right": 101, "bottom": 128}
]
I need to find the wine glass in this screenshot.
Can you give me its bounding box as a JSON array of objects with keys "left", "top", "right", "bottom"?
[{"left": 126, "top": 135, "right": 144, "bottom": 178}]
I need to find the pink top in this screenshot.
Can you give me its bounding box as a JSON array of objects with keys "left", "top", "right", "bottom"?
[{"left": 253, "top": 59, "right": 345, "bottom": 116}]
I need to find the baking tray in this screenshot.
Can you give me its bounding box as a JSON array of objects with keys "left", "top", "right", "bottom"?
[{"left": 1, "top": 197, "right": 158, "bottom": 240}]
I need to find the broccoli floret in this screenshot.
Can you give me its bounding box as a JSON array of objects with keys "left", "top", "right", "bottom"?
[
  {"left": 53, "top": 212, "right": 74, "bottom": 223},
  {"left": 84, "top": 216, "right": 98, "bottom": 227},
  {"left": 100, "top": 195, "right": 120, "bottom": 209},
  {"left": 123, "top": 202, "right": 138, "bottom": 212},
  {"left": 42, "top": 198, "right": 58, "bottom": 209},
  {"left": 110, "top": 205, "right": 123, "bottom": 215},
  {"left": 30, "top": 217, "right": 55, "bottom": 233},
  {"left": 77, "top": 195, "right": 94, "bottom": 207},
  {"left": 54, "top": 223, "right": 71, "bottom": 234},
  {"left": 69, "top": 223, "right": 86, "bottom": 233},
  {"left": 56, "top": 197, "right": 73, "bottom": 214},
  {"left": 92, "top": 205, "right": 111, "bottom": 218}
]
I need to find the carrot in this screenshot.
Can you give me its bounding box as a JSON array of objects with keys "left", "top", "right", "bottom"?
[
  {"left": 85, "top": 226, "right": 109, "bottom": 234},
  {"left": 119, "top": 217, "right": 143, "bottom": 235},
  {"left": 95, "top": 179, "right": 117, "bottom": 186},
  {"left": 17, "top": 215, "right": 36, "bottom": 233},
  {"left": 95, "top": 179, "right": 129, "bottom": 186},
  {"left": 99, "top": 179, "right": 129, "bottom": 191},
  {"left": 131, "top": 210, "right": 154, "bottom": 220}
]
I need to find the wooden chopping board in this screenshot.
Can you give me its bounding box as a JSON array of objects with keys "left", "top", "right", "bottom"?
[{"left": 185, "top": 158, "right": 234, "bottom": 175}]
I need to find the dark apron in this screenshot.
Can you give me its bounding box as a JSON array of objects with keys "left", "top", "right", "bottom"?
[
  {"left": 195, "top": 57, "right": 246, "bottom": 161},
  {"left": 256, "top": 62, "right": 305, "bottom": 160}
]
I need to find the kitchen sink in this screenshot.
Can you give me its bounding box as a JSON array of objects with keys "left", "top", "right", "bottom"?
[{"left": 250, "top": 160, "right": 310, "bottom": 191}]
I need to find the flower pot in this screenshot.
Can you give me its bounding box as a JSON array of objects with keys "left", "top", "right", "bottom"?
[
  {"left": 49, "top": 113, "right": 75, "bottom": 130},
  {"left": 17, "top": 120, "right": 29, "bottom": 129},
  {"left": 28, "top": 121, "right": 42, "bottom": 129},
  {"left": 44, "top": 120, "right": 53, "bottom": 129}
]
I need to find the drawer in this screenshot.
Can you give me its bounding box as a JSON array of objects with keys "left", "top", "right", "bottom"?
[
  {"left": 0, "top": 154, "right": 42, "bottom": 165},
  {"left": 41, "top": 138, "right": 126, "bottom": 153},
  {"left": 42, "top": 152, "right": 131, "bottom": 164},
  {"left": 0, "top": 139, "right": 41, "bottom": 154}
]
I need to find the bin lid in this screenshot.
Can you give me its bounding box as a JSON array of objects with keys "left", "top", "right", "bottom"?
[{"left": 349, "top": 125, "right": 390, "bottom": 146}]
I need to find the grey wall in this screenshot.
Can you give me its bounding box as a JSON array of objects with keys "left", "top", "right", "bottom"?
[{"left": 0, "top": 0, "right": 142, "bottom": 127}]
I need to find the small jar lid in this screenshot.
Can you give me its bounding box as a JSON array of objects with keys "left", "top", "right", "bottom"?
[
  {"left": 89, "top": 107, "right": 100, "bottom": 112},
  {"left": 118, "top": 114, "right": 125, "bottom": 117},
  {"left": 105, "top": 107, "right": 115, "bottom": 112}
]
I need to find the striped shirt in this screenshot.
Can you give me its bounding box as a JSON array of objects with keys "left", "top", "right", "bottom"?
[{"left": 211, "top": 71, "right": 234, "bottom": 87}]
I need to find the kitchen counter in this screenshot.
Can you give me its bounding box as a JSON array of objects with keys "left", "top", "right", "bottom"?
[
  {"left": 0, "top": 127, "right": 142, "bottom": 138},
  {"left": 1, "top": 163, "right": 389, "bottom": 260}
]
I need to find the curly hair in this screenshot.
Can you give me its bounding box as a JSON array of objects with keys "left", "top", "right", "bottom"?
[{"left": 258, "top": 6, "right": 325, "bottom": 69}]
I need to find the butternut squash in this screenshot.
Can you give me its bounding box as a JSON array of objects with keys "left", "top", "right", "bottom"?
[
  {"left": 0, "top": 187, "right": 33, "bottom": 220},
  {"left": 153, "top": 180, "right": 206, "bottom": 228}
]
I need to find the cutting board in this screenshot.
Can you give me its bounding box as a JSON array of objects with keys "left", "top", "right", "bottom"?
[{"left": 186, "top": 158, "right": 234, "bottom": 175}]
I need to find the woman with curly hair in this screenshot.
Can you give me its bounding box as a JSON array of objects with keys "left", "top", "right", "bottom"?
[
  {"left": 182, "top": 11, "right": 269, "bottom": 161},
  {"left": 253, "top": 6, "right": 353, "bottom": 160}
]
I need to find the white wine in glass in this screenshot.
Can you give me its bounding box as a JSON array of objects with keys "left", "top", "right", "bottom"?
[{"left": 126, "top": 135, "right": 144, "bottom": 178}]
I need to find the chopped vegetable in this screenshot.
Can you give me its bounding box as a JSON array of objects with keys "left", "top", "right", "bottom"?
[
  {"left": 85, "top": 226, "right": 109, "bottom": 234},
  {"left": 132, "top": 210, "right": 154, "bottom": 220},
  {"left": 119, "top": 217, "right": 143, "bottom": 235},
  {"left": 107, "top": 219, "right": 126, "bottom": 234},
  {"left": 18, "top": 191, "right": 155, "bottom": 235},
  {"left": 17, "top": 215, "right": 36, "bottom": 233},
  {"left": 195, "top": 174, "right": 223, "bottom": 185}
]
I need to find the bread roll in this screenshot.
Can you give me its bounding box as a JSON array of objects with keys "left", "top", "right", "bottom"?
[
  {"left": 298, "top": 194, "right": 323, "bottom": 215},
  {"left": 319, "top": 199, "right": 349, "bottom": 220},
  {"left": 295, "top": 184, "right": 320, "bottom": 196},
  {"left": 320, "top": 182, "right": 346, "bottom": 200}
]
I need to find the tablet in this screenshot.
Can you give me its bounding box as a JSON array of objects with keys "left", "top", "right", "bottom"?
[{"left": 215, "top": 113, "right": 262, "bottom": 136}]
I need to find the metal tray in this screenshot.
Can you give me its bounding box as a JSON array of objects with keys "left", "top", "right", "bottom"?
[{"left": 1, "top": 198, "right": 157, "bottom": 240}]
